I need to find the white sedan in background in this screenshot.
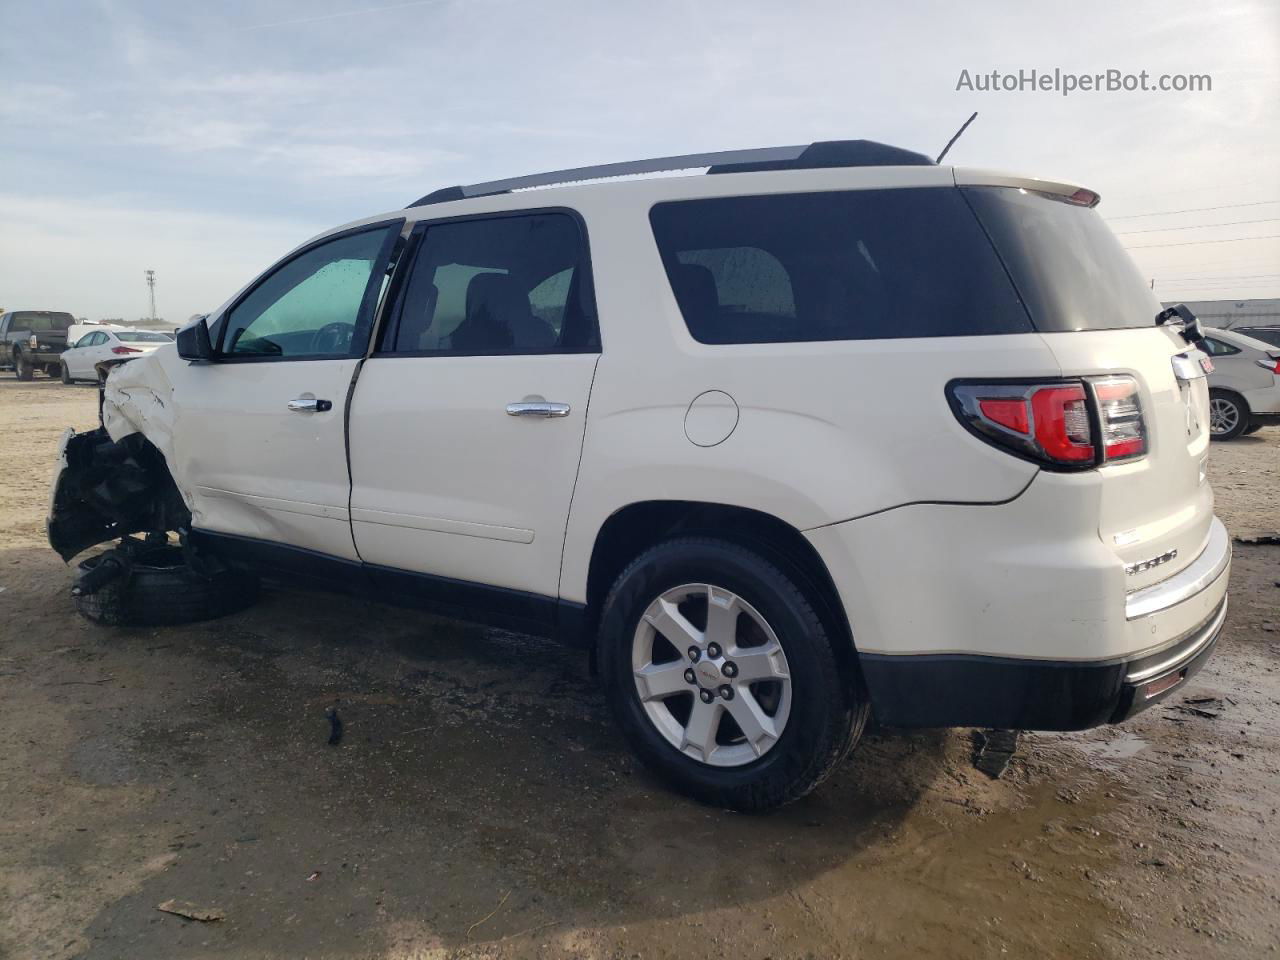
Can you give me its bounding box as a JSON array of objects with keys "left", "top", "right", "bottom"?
[{"left": 59, "top": 329, "right": 173, "bottom": 383}]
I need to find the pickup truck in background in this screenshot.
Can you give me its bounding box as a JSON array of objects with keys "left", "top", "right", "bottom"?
[{"left": 1, "top": 310, "right": 76, "bottom": 380}]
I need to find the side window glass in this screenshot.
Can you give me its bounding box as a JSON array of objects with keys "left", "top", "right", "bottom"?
[
  {"left": 1204, "top": 338, "right": 1238, "bottom": 356},
  {"left": 386, "top": 213, "right": 595, "bottom": 355},
  {"left": 223, "top": 226, "right": 394, "bottom": 359}
]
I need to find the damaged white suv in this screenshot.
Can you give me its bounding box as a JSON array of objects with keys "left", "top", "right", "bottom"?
[{"left": 50, "top": 140, "right": 1230, "bottom": 810}]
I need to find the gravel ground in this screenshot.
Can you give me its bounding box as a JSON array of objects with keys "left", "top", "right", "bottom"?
[{"left": 0, "top": 375, "right": 1277, "bottom": 960}]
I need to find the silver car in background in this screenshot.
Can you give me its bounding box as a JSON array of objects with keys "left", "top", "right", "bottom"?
[{"left": 1201, "top": 327, "right": 1280, "bottom": 439}]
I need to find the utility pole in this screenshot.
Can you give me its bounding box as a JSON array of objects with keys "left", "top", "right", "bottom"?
[{"left": 145, "top": 269, "right": 157, "bottom": 321}]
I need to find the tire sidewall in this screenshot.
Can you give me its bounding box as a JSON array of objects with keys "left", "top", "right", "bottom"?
[
  {"left": 599, "top": 539, "right": 849, "bottom": 801},
  {"left": 14, "top": 349, "right": 33, "bottom": 380}
]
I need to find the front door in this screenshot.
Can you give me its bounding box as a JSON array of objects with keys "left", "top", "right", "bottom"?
[
  {"left": 348, "top": 210, "right": 600, "bottom": 606},
  {"left": 171, "top": 222, "right": 401, "bottom": 563}
]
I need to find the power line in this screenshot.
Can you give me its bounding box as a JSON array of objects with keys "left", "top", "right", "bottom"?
[
  {"left": 1115, "top": 217, "right": 1280, "bottom": 236},
  {"left": 1125, "top": 234, "right": 1280, "bottom": 250},
  {"left": 1107, "top": 199, "right": 1280, "bottom": 220}
]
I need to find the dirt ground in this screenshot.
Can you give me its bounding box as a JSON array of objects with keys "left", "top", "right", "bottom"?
[{"left": 1, "top": 375, "right": 1277, "bottom": 960}]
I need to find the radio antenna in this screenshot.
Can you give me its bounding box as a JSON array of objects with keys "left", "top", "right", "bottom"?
[{"left": 936, "top": 111, "right": 978, "bottom": 163}]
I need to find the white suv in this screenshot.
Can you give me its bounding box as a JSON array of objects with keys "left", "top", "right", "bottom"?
[{"left": 49, "top": 140, "right": 1231, "bottom": 810}]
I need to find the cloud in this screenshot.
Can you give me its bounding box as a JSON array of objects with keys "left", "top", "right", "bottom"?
[{"left": 0, "top": 194, "right": 324, "bottom": 322}]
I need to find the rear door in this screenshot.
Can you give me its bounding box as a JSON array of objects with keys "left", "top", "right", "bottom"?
[
  {"left": 170, "top": 222, "right": 401, "bottom": 564},
  {"left": 348, "top": 210, "right": 600, "bottom": 610}
]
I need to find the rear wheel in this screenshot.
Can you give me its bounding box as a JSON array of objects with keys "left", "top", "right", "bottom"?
[
  {"left": 1209, "top": 390, "right": 1248, "bottom": 441},
  {"left": 598, "top": 537, "right": 866, "bottom": 811},
  {"left": 75, "top": 545, "right": 259, "bottom": 627},
  {"left": 14, "top": 348, "right": 33, "bottom": 381}
]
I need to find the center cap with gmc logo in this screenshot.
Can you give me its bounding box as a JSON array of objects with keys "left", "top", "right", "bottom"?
[{"left": 695, "top": 661, "right": 723, "bottom": 687}]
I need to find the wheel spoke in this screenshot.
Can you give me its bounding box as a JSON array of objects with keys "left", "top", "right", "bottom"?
[
  {"left": 634, "top": 661, "right": 690, "bottom": 701},
  {"left": 682, "top": 698, "right": 722, "bottom": 761},
  {"left": 725, "top": 690, "right": 780, "bottom": 756},
  {"left": 643, "top": 597, "right": 702, "bottom": 649},
  {"left": 704, "top": 586, "right": 740, "bottom": 649},
  {"left": 728, "top": 642, "right": 788, "bottom": 682}
]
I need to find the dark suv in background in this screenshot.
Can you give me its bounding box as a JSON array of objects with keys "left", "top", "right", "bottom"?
[{"left": 1, "top": 311, "right": 76, "bottom": 380}]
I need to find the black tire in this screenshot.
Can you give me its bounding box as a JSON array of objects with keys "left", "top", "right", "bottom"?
[
  {"left": 74, "top": 545, "right": 260, "bottom": 627},
  {"left": 14, "top": 348, "right": 33, "bottom": 381},
  {"left": 597, "top": 537, "right": 867, "bottom": 811},
  {"left": 60, "top": 362, "right": 73, "bottom": 385},
  {"left": 1209, "top": 389, "right": 1248, "bottom": 441}
]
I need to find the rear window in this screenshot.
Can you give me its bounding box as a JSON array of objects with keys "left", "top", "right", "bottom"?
[
  {"left": 115, "top": 331, "right": 173, "bottom": 343},
  {"left": 13, "top": 312, "right": 74, "bottom": 332},
  {"left": 648, "top": 188, "right": 1031, "bottom": 344},
  {"left": 962, "top": 187, "right": 1160, "bottom": 332}
]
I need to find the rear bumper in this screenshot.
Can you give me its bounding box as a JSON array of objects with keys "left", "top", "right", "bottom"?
[{"left": 860, "top": 595, "right": 1225, "bottom": 730}]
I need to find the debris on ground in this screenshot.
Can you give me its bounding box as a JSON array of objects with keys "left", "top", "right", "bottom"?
[
  {"left": 972, "top": 729, "right": 1020, "bottom": 778},
  {"left": 1233, "top": 530, "right": 1280, "bottom": 545},
  {"left": 325, "top": 706, "right": 343, "bottom": 745},
  {"left": 157, "top": 899, "right": 225, "bottom": 922},
  {"left": 1169, "top": 696, "right": 1227, "bottom": 719}
]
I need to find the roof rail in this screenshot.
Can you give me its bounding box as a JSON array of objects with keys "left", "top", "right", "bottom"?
[{"left": 407, "top": 139, "right": 933, "bottom": 207}]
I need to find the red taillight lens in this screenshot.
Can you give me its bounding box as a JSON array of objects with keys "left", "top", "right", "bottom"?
[
  {"left": 111, "top": 346, "right": 142, "bottom": 355},
  {"left": 1030, "top": 385, "right": 1094, "bottom": 462},
  {"left": 977, "top": 397, "right": 1030, "bottom": 434},
  {"left": 949, "top": 375, "right": 1147, "bottom": 469}
]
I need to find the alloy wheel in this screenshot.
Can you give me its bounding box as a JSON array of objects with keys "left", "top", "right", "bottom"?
[
  {"left": 631, "top": 583, "right": 792, "bottom": 767},
  {"left": 1209, "top": 397, "right": 1239, "bottom": 436}
]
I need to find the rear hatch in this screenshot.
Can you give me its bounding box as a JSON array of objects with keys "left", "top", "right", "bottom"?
[{"left": 960, "top": 177, "right": 1214, "bottom": 590}]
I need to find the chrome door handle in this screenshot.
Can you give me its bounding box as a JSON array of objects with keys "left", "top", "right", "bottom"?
[
  {"left": 506, "top": 401, "right": 570, "bottom": 418},
  {"left": 287, "top": 397, "right": 333, "bottom": 413}
]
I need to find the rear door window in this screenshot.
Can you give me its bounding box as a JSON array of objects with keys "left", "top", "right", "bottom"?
[
  {"left": 381, "top": 212, "right": 598, "bottom": 355},
  {"left": 649, "top": 188, "right": 1031, "bottom": 344}
]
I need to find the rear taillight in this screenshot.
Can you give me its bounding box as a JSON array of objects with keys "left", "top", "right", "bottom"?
[
  {"left": 949, "top": 375, "right": 1147, "bottom": 469},
  {"left": 28, "top": 334, "right": 38, "bottom": 348},
  {"left": 1093, "top": 377, "right": 1146, "bottom": 461},
  {"left": 111, "top": 346, "right": 142, "bottom": 355},
  {"left": 1256, "top": 358, "right": 1280, "bottom": 374}
]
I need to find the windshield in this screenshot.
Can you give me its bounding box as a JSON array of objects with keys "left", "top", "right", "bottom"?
[
  {"left": 14, "top": 312, "right": 74, "bottom": 332},
  {"left": 115, "top": 331, "right": 173, "bottom": 343},
  {"left": 963, "top": 187, "right": 1160, "bottom": 332}
]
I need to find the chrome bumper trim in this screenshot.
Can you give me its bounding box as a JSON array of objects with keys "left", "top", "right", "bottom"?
[
  {"left": 1125, "top": 517, "right": 1231, "bottom": 621},
  {"left": 1125, "top": 596, "right": 1227, "bottom": 684}
]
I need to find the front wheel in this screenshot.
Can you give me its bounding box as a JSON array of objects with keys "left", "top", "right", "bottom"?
[
  {"left": 1209, "top": 390, "right": 1248, "bottom": 441},
  {"left": 598, "top": 537, "right": 866, "bottom": 811},
  {"left": 60, "top": 362, "right": 73, "bottom": 385}
]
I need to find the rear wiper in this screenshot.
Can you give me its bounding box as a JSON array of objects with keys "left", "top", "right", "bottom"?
[{"left": 1155, "top": 302, "right": 1206, "bottom": 348}]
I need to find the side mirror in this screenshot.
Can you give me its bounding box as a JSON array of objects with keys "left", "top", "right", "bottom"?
[{"left": 176, "top": 316, "right": 215, "bottom": 361}]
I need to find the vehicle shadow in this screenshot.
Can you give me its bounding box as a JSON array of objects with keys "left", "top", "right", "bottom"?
[{"left": 4, "top": 550, "right": 960, "bottom": 957}]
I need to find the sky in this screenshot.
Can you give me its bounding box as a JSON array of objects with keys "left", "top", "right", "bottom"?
[{"left": 1, "top": 0, "right": 1277, "bottom": 323}]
